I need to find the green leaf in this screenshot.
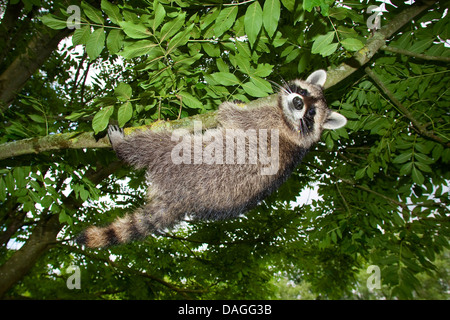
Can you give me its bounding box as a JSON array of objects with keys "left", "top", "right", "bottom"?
[
  {"left": 297, "top": 53, "right": 310, "bottom": 74},
  {"left": 399, "top": 162, "right": 413, "bottom": 175},
  {"left": 392, "top": 152, "right": 412, "bottom": 164},
  {"left": 311, "top": 32, "right": 337, "bottom": 57},
  {"left": 173, "top": 53, "right": 203, "bottom": 67},
  {"left": 13, "top": 167, "right": 29, "bottom": 189},
  {"left": 242, "top": 81, "right": 268, "bottom": 97},
  {"left": 285, "top": 48, "right": 300, "bottom": 63},
  {"left": 118, "top": 101, "right": 133, "bottom": 127},
  {"left": 414, "top": 161, "right": 432, "bottom": 173},
  {"left": 409, "top": 39, "right": 433, "bottom": 54},
  {"left": 263, "top": 0, "right": 280, "bottom": 38},
  {"left": 107, "top": 29, "right": 124, "bottom": 54},
  {"left": 320, "top": 42, "right": 338, "bottom": 56},
  {"left": 115, "top": 83, "right": 132, "bottom": 101},
  {"left": 41, "top": 195, "right": 54, "bottom": 209},
  {"left": 253, "top": 63, "right": 273, "bottom": 77},
  {"left": 160, "top": 13, "right": 186, "bottom": 42},
  {"left": 214, "top": 6, "right": 238, "bottom": 37},
  {"left": 86, "top": 27, "right": 105, "bottom": 60},
  {"left": 341, "top": 38, "right": 364, "bottom": 51},
  {"left": 244, "top": 1, "right": 263, "bottom": 47},
  {"left": 411, "top": 165, "right": 425, "bottom": 185},
  {"left": 210, "top": 72, "right": 240, "bottom": 86},
  {"left": 355, "top": 168, "right": 366, "bottom": 179},
  {"left": 59, "top": 210, "right": 73, "bottom": 226},
  {"left": 81, "top": 1, "right": 104, "bottom": 25},
  {"left": 202, "top": 42, "right": 220, "bottom": 57},
  {"left": 79, "top": 188, "right": 90, "bottom": 202},
  {"left": 167, "top": 24, "right": 193, "bottom": 54},
  {"left": 120, "top": 40, "right": 162, "bottom": 59},
  {"left": 152, "top": 0, "right": 166, "bottom": 31},
  {"left": 414, "top": 153, "right": 434, "bottom": 164},
  {"left": 119, "top": 21, "right": 152, "bottom": 39},
  {"left": 72, "top": 25, "right": 91, "bottom": 46},
  {"left": 249, "top": 76, "right": 272, "bottom": 94},
  {"left": 178, "top": 91, "right": 203, "bottom": 109},
  {"left": 5, "top": 172, "right": 14, "bottom": 193},
  {"left": 304, "top": 0, "right": 322, "bottom": 12},
  {"left": 92, "top": 105, "right": 114, "bottom": 133},
  {"left": 0, "top": 178, "right": 6, "bottom": 202},
  {"left": 101, "top": 0, "right": 121, "bottom": 25},
  {"left": 234, "top": 54, "right": 252, "bottom": 75},
  {"left": 40, "top": 14, "right": 67, "bottom": 30},
  {"left": 29, "top": 114, "right": 46, "bottom": 123}
]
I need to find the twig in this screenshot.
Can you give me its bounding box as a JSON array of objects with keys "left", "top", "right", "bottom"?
[
  {"left": 176, "top": 94, "right": 183, "bottom": 120},
  {"left": 381, "top": 45, "right": 450, "bottom": 62},
  {"left": 305, "top": 162, "right": 408, "bottom": 211},
  {"left": 66, "top": 244, "right": 208, "bottom": 298},
  {"left": 365, "top": 67, "right": 449, "bottom": 147}
]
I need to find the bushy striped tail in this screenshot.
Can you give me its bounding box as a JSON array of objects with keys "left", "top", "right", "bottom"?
[{"left": 77, "top": 209, "right": 152, "bottom": 248}]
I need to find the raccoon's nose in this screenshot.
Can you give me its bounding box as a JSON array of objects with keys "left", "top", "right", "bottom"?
[{"left": 293, "top": 96, "right": 303, "bottom": 110}]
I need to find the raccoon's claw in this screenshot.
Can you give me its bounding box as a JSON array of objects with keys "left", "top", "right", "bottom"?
[{"left": 108, "top": 125, "right": 125, "bottom": 148}]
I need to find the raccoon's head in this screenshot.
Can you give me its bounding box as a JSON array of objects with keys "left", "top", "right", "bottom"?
[{"left": 278, "top": 70, "right": 347, "bottom": 147}]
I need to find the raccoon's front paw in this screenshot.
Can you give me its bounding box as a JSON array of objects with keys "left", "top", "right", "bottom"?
[{"left": 108, "top": 125, "right": 125, "bottom": 148}]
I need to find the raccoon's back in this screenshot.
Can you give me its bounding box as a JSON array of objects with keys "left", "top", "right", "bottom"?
[{"left": 146, "top": 138, "right": 308, "bottom": 219}]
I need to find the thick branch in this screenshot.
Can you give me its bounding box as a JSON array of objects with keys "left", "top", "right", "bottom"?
[
  {"left": 324, "top": 0, "right": 437, "bottom": 89},
  {"left": 0, "top": 111, "right": 219, "bottom": 161},
  {"left": 0, "top": 27, "right": 73, "bottom": 109},
  {"left": 0, "top": 160, "right": 122, "bottom": 298},
  {"left": 0, "top": 0, "right": 438, "bottom": 161}
]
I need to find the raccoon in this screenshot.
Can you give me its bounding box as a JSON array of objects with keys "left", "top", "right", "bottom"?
[{"left": 77, "top": 70, "right": 347, "bottom": 248}]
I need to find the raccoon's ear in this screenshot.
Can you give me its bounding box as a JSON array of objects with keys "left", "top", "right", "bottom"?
[
  {"left": 323, "top": 111, "right": 347, "bottom": 130},
  {"left": 306, "top": 69, "right": 327, "bottom": 87}
]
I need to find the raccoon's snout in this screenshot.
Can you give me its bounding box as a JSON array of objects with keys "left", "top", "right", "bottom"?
[{"left": 292, "top": 95, "right": 303, "bottom": 110}]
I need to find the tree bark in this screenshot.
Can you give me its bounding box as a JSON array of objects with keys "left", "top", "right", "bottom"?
[
  {"left": 0, "top": 214, "right": 62, "bottom": 298},
  {"left": 0, "top": 27, "right": 72, "bottom": 109},
  {"left": 0, "top": 161, "right": 122, "bottom": 298}
]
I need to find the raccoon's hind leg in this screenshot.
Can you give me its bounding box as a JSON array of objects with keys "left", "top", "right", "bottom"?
[{"left": 76, "top": 203, "right": 176, "bottom": 248}]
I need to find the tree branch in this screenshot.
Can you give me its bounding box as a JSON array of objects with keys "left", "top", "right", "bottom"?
[
  {"left": 324, "top": 0, "right": 437, "bottom": 88},
  {"left": 67, "top": 245, "right": 208, "bottom": 298},
  {"left": 0, "top": 0, "right": 438, "bottom": 161},
  {"left": 0, "top": 160, "right": 122, "bottom": 298},
  {"left": 365, "top": 67, "right": 449, "bottom": 147},
  {"left": 0, "top": 27, "right": 73, "bottom": 109},
  {"left": 381, "top": 45, "right": 450, "bottom": 62},
  {"left": 0, "top": 111, "right": 219, "bottom": 161},
  {"left": 305, "top": 162, "right": 409, "bottom": 211}
]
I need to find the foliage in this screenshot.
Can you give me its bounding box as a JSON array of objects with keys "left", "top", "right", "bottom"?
[{"left": 0, "top": 0, "right": 449, "bottom": 299}]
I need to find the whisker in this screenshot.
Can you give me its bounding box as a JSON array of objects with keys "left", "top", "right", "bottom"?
[
  {"left": 268, "top": 79, "right": 290, "bottom": 95},
  {"left": 279, "top": 77, "right": 292, "bottom": 94}
]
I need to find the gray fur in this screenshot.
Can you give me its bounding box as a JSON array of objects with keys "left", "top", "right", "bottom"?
[{"left": 77, "top": 70, "right": 347, "bottom": 248}]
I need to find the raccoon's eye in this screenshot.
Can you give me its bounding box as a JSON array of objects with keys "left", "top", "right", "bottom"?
[
  {"left": 299, "top": 89, "right": 308, "bottom": 96},
  {"left": 292, "top": 96, "right": 303, "bottom": 110}
]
